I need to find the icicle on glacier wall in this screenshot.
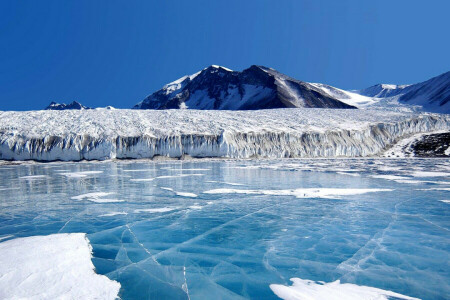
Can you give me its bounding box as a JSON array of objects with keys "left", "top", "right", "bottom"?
[{"left": 0, "top": 109, "right": 449, "bottom": 161}]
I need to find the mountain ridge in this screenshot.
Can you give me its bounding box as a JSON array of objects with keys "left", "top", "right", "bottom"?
[
  {"left": 355, "top": 71, "right": 450, "bottom": 113},
  {"left": 133, "top": 65, "right": 357, "bottom": 110}
]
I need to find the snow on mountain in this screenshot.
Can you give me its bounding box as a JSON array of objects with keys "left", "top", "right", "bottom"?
[
  {"left": 307, "top": 82, "right": 377, "bottom": 107},
  {"left": 45, "top": 101, "right": 91, "bottom": 110},
  {"left": 134, "top": 65, "right": 357, "bottom": 110},
  {"left": 356, "top": 71, "right": 450, "bottom": 113},
  {"left": 134, "top": 65, "right": 449, "bottom": 113},
  {"left": 0, "top": 108, "right": 448, "bottom": 161}
]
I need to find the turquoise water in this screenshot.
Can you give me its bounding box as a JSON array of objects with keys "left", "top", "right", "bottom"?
[{"left": 0, "top": 159, "right": 449, "bottom": 299}]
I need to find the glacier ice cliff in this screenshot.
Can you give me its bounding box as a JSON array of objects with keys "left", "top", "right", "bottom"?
[{"left": 0, "top": 108, "right": 449, "bottom": 161}]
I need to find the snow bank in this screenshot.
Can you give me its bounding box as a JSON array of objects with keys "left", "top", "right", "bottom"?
[
  {"left": 270, "top": 278, "right": 419, "bottom": 300},
  {"left": 0, "top": 109, "right": 449, "bottom": 161},
  {"left": 0, "top": 233, "right": 120, "bottom": 299}
]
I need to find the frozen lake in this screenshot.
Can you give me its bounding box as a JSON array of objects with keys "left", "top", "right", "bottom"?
[{"left": 0, "top": 159, "right": 449, "bottom": 299}]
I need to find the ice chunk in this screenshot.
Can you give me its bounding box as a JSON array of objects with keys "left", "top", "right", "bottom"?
[
  {"left": 270, "top": 278, "right": 419, "bottom": 300},
  {"left": 0, "top": 233, "right": 120, "bottom": 299}
]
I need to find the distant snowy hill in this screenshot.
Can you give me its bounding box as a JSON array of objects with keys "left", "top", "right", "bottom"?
[
  {"left": 46, "top": 101, "right": 91, "bottom": 110},
  {"left": 356, "top": 71, "right": 450, "bottom": 113},
  {"left": 134, "top": 65, "right": 357, "bottom": 110}
]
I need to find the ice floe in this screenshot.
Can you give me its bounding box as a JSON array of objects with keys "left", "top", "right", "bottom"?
[
  {"left": 0, "top": 233, "right": 120, "bottom": 299},
  {"left": 270, "top": 278, "right": 419, "bottom": 300}
]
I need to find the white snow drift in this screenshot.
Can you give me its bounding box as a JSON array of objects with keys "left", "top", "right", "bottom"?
[
  {"left": 0, "top": 233, "right": 120, "bottom": 299},
  {"left": 0, "top": 108, "right": 449, "bottom": 161},
  {"left": 270, "top": 278, "right": 419, "bottom": 300}
]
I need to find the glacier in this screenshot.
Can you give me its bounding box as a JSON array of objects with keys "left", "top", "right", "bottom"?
[{"left": 0, "top": 108, "right": 449, "bottom": 161}]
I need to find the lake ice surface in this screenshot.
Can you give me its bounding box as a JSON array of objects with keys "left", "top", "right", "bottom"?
[{"left": 0, "top": 158, "right": 449, "bottom": 299}]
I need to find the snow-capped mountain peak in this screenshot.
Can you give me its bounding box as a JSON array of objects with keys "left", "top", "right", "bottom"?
[
  {"left": 355, "top": 71, "right": 450, "bottom": 113},
  {"left": 134, "top": 65, "right": 356, "bottom": 110},
  {"left": 133, "top": 66, "right": 449, "bottom": 113},
  {"left": 45, "top": 101, "right": 91, "bottom": 110}
]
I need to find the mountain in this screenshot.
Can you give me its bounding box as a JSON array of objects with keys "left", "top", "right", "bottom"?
[
  {"left": 45, "top": 101, "right": 91, "bottom": 110},
  {"left": 356, "top": 71, "right": 450, "bottom": 113},
  {"left": 133, "top": 65, "right": 357, "bottom": 110}
]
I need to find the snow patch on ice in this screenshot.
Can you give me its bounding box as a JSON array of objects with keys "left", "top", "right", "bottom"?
[
  {"left": 189, "top": 204, "right": 203, "bottom": 210},
  {"left": 122, "top": 169, "right": 154, "bottom": 172},
  {"left": 206, "top": 180, "right": 244, "bottom": 186},
  {"left": 411, "top": 171, "right": 450, "bottom": 177},
  {"left": 161, "top": 187, "right": 197, "bottom": 197},
  {"left": 204, "top": 188, "right": 392, "bottom": 199},
  {"left": 417, "top": 188, "right": 450, "bottom": 191},
  {"left": 130, "top": 178, "right": 155, "bottom": 182},
  {"left": 134, "top": 207, "right": 178, "bottom": 213},
  {"left": 59, "top": 171, "right": 103, "bottom": 178},
  {"left": 71, "top": 192, "right": 124, "bottom": 203},
  {"left": 19, "top": 175, "right": 48, "bottom": 180},
  {"left": 99, "top": 212, "right": 128, "bottom": 217},
  {"left": 270, "top": 278, "right": 419, "bottom": 300},
  {"left": 371, "top": 175, "right": 410, "bottom": 180},
  {"left": 0, "top": 233, "right": 120, "bottom": 299},
  {"left": 336, "top": 172, "right": 360, "bottom": 177}
]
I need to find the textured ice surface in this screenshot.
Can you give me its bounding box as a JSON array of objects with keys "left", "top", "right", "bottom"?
[
  {"left": 0, "top": 233, "right": 120, "bottom": 299},
  {"left": 0, "top": 159, "right": 449, "bottom": 299}
]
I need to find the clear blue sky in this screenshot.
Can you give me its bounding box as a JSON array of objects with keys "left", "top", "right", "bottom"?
[{"left": 0, "top": 0, "right": 449, "bottom": 110}]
